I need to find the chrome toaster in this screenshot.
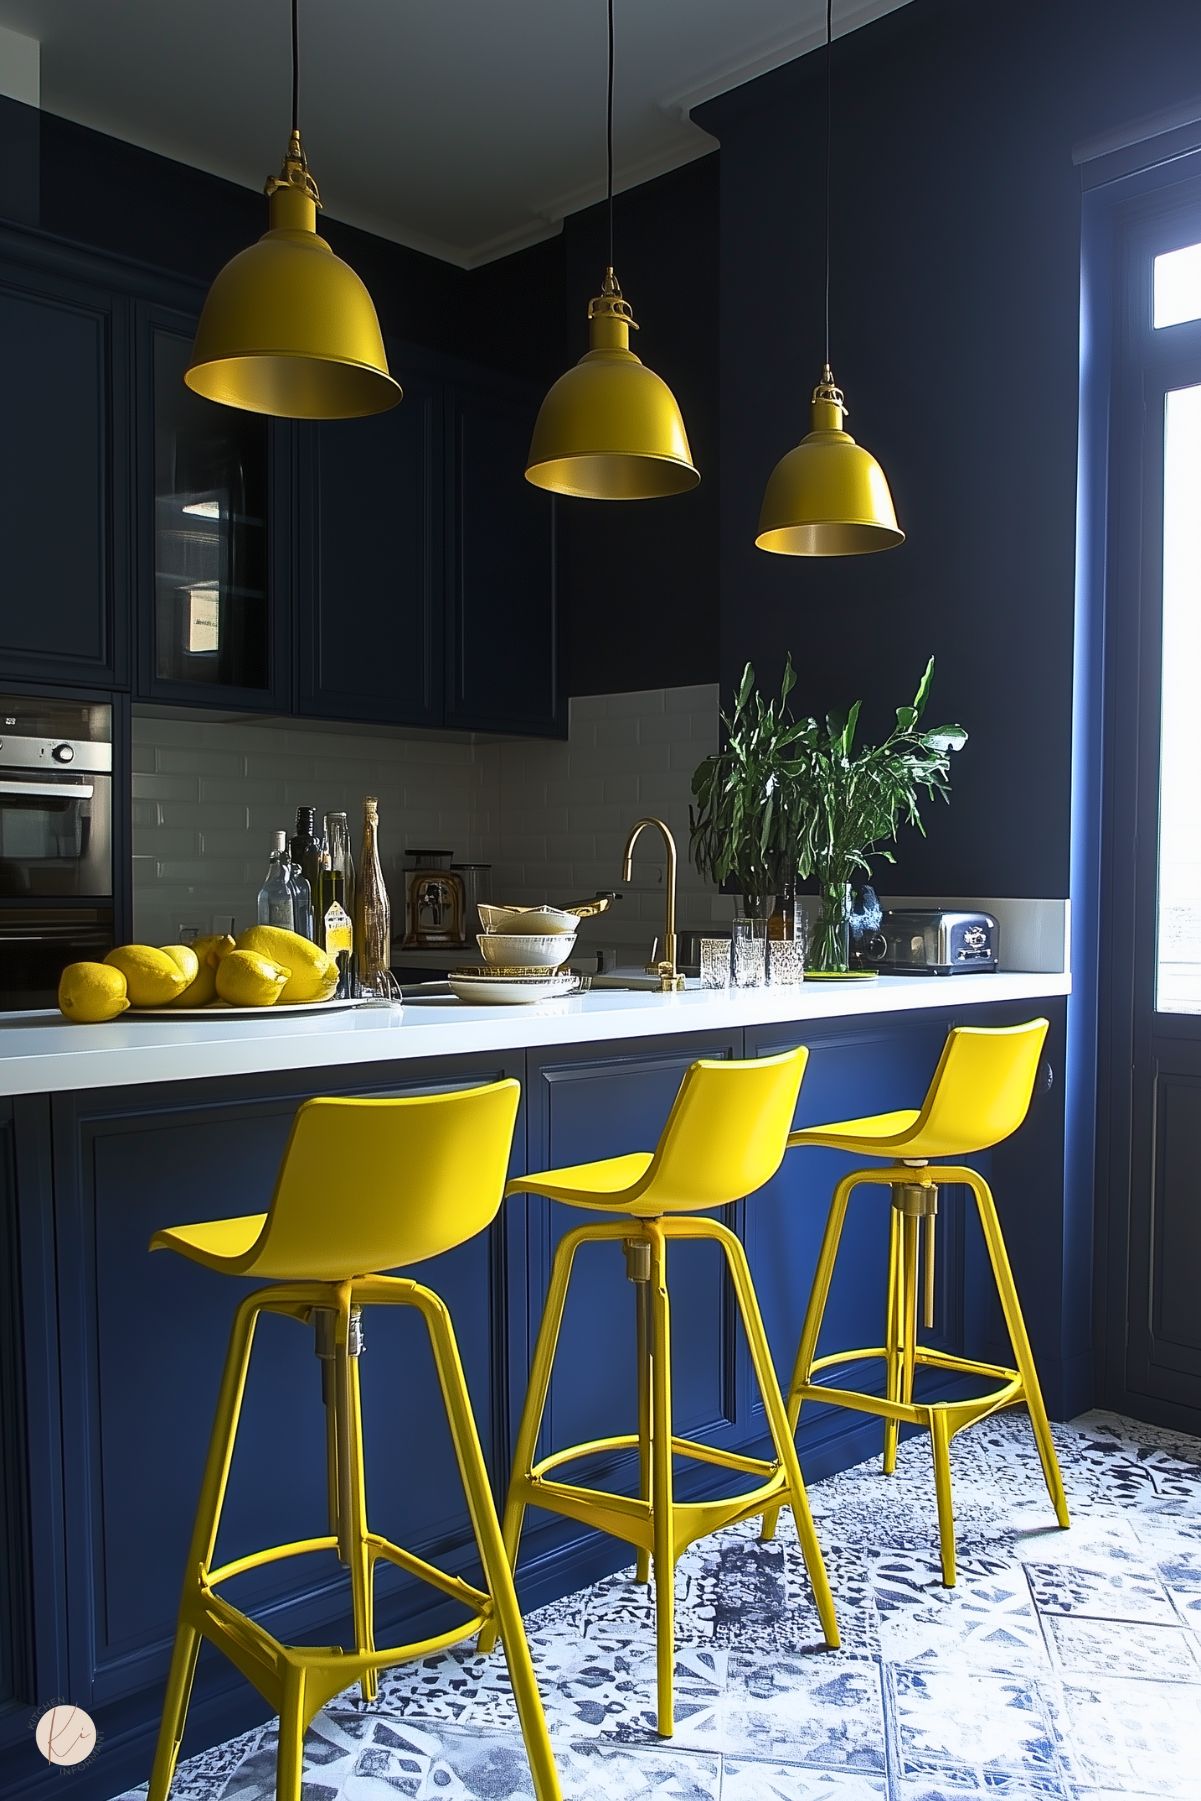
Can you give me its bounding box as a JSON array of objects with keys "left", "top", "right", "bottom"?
[{"left": 855, "top": 909, "right": 998, "bottom": 975}]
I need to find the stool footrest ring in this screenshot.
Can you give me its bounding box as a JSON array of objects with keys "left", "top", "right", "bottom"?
[
  {"left": 520, "top": 1432, "right": 791, "bottom": 1558},
  {"left": 204, "top": 1532, "right": 492, "bottom": 1626}
]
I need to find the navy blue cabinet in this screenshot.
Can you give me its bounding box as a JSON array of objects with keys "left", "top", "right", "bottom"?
[
  {"left": 134, "top": 303, "right": 292, "bottom": 713},
  {"left": 0, "top": 249, "right": 129, "bottom": 688},
  {"left": 296, "top": 354, "right": 443, "bottom": 727},
  {"left": 445, "top": 377, "right": 562, "bottom": 737}
]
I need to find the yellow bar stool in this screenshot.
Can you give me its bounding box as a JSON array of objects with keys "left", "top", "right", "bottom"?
[
  {"left": 477, "top": 1048, "right": 839, "bottom": 1738},
  {"left": 761, "top": 1019, "right": 1071, "bottom": 1586},
  {"left": 146, "top": 1080, "right": 561, "bottom": 1801}
]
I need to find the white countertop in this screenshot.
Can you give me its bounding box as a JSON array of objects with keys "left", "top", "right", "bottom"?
[{"left": 0, "top": 971, "right": 1070, "bottom": 1098}]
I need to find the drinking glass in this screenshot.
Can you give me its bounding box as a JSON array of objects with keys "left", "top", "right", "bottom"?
[
  {"left": 768, "top": 936, "right": 806, "bottom": 986},
  {"left": 699, "top": 936, "right": 732, "bottom": 989},
  {"left": 732, "top": 917, "right": 768, "bottom": 988}
]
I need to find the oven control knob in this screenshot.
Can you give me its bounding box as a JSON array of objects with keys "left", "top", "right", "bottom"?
[{"left": 52, "top": 743, "right": 74, "bottom": 763}]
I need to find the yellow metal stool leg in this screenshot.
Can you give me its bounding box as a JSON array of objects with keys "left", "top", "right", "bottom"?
[
  {"left": 930, "top": 1408, "right": 957, "bottom": 1587},
  {"left": 883, "top": 1205, "right": 903, "bottom": 1475},
  {"left": 477, "top": 1225, "right": 585, "bottom": 1657},
  {"left": 344, "top": 1316, "right": 378, "bottom": 1704},
  {"left": 148, "top": 1296, "right": 261, "bottom": 1801},
  {"left": 275, "top": 1666, "right": 307, "bottom": 1801},
  {"left": 415, "top": 1287, "right": 562, "bottom": 1801},
  {"left": 648, "top": 1226, "right": 676, "bottom": 1738},
  {"left": 715, "top": 1223, "right": 839, "bottom": 1650},
  {"left": 899, "top": 1211, "right": 920, "bottom": 1418},
  {"left": 967, "top": 1173, "right": 1070, "bottom": 1530},
  {"left": 762, "top": 1173, "right": 857, "bottom": 1541},
  {"left": 635, "top": 1272, "right": 652, "bottom": 1586}
]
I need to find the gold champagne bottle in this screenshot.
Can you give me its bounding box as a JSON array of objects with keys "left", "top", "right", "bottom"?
[{"left": 355, "top": 796, "right": 394, "bottom": 997}]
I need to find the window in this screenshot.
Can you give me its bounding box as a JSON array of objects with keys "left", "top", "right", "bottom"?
[{"left": 1154, "top": 240, "right": 1201, "bottom": 328}]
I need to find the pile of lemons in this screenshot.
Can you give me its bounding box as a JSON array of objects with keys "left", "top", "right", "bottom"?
[{"left": 57, "top": 927, "right": 341, "bottom": 1024}]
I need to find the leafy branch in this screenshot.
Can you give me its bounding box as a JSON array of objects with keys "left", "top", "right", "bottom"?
[{"left": 689, "top": 654, "right": 966, "bottom": 894}]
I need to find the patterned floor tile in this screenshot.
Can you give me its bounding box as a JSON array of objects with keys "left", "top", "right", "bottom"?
[
  {"left": 1042, "top": 1613, "right": 1201, "bottom": 1681},
  {"left": 1023, "top": 1561, "right": 1180, "bottom": 1626},
  {"left": 721, "top": 1762, "right": 888, "bottom": 1799},
  {"left": 107, "top": 1410, "right": 1201, "bottom": 1801},
  {"left": 886, "top": 1663, "right": 1065, "bottom": 1788},
  {"left": 1053, "top": 1674, "right": 1201, "bottom": 1793},
  {"left": 646, "top": 1651, "right": 887, "bottom": 1771},
  {"left": 874, "top": 1565, "right": 1050, "bottom": 1674}
]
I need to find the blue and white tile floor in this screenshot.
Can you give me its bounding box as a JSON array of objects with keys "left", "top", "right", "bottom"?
[{"left": 118, "top": 1410, "right": 1201, "bottom": 1800}]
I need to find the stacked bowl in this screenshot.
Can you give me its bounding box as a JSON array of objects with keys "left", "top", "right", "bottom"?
[{"left": 449, "top": 904, "right": 580, "bottom": 1005}]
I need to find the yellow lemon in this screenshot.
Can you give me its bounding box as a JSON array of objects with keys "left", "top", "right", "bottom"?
[
  {"left": 160, "top": 944, "right": 200, "bottom": 986},
  {"left": 215, "top": 949, "right": 289, "bottom": 1007},
  {"left": 104, "top": 944, "right": 190, "bottom": 1008},
  {"left": 167, "top": 934, "right": 235, "bottom": 1008},
  {"left": 58, "top": 961, "right": 130, "bottom": 1024},
  {"left": 236, "top": 926, "right": 339, "bottom": 1003}
]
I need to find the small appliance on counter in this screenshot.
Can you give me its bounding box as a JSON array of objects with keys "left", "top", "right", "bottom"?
[
  {"left": 403, "top": 851, "right": 465, "bottom": 948},
  {"left": 853, "top": 908, "right": 998, "bottom": 975}
]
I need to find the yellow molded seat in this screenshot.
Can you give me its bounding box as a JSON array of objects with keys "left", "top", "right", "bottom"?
[
  {"left": 147, "top": 1080, "right": 561, "bottom": 1801},
  {"left": 761, "top": 1020, "right": 1070, "bottom": 1585},
  {"left": 479, "top": 1049, "right": 839, "bottom": 1738}
]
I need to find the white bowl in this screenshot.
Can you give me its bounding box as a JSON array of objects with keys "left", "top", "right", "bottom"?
[
  {"left": 477, "top": 931, "right": 576, "bottom": 970},
  {"left": 478, "top": 903, "right": 580, "bottom": 935}
]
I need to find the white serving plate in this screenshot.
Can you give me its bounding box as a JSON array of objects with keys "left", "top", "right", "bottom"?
[
  {"left": 448, "top": 971, "right": 580, "bottom": 1006},
  {"left": 126, "top": 996, "right": 383, "bottom": 1018}
]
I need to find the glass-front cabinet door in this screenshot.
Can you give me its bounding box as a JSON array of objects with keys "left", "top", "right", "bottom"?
[{"left": 136, "top": 304, "right": 289, "bottom": 708}]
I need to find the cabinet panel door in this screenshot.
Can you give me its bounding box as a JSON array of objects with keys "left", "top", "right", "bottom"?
[
  {"left": 134, "top": 305, "right": 290, "bottom": 712},
  {"left": 0, "top": 267, "right": 127, "bottom": 686},
  {"left": 297, "top": 368, "right": 442, "bottom": 727},
  {"left": 446, "top": 382, "right": 562, "bottom": 737}
]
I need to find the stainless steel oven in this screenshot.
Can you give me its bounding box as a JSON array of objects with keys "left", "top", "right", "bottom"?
[{"left": 0, "top": 696, "right": 114, "bottom": 1008}]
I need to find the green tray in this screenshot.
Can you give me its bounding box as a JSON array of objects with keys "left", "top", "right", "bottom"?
[{"left": 804, "top": 968, "right": 880, "bottom": 981}]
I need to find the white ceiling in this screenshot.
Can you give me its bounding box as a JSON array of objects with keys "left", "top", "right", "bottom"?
[{"left": 0, "top": 0, "right": 915, "bottom": 268}]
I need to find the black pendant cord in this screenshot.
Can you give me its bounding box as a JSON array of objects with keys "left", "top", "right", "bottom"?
[
  {"left": 823, "top": 0, "right": 833, "bottom": 371},
  {"left": 291, "top": 0, "right": 300, "bottom": 135},
  {"left": 607, "top": 0, "right": 615, "bottom": 270}
]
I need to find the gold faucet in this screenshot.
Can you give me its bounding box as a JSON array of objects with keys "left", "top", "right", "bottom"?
[{"left": 621, "top": 817, "right": 685, "bottom": 993}]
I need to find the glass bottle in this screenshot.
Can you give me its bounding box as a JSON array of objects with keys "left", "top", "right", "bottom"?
[
  {"left": 319, "top": 843, "right": 355, "bottom": 997},
  {"left": 257, "top": 832, "right": 295, "bottom": 930},
  {"left": 288, "top": 856, "right": 313, "bottom": 940},
  {"left": 290, "top": 806, "right": 324, "bottom": 911},
  {"left": 355, "top": 796, "right": 393, "bottom": 996}
]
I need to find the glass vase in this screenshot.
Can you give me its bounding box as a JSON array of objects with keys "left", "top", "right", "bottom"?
[{"left": 812, "top": 879, "right": 853, "bottom": 973}]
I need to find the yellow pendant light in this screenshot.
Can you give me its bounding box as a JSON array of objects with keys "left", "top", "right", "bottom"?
[
  {"left": 186, "top": 0, "right": 400, "bottom": 421},
  {"left": 756, "top": 0, "right": 902, "bottom": 555},
  {"left": 526, "top": 0, "right": 699, "bottom": 500}
]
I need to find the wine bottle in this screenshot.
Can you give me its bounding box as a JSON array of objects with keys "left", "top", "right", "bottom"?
[
  {"left": 257, "top": 833, "right": 295, "bottom": 930},
  {"left": 355, "top": 796, "right": 393, "bottom": 996},
  {"left": 290, "top": 806, "right": 324, "bottom": 925}
]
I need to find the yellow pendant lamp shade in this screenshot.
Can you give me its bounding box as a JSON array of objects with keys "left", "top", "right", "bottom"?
[
  {"left": 756, "top": 365, "right": 904, "bottom": 556},
  {"left": 186, "top": 132, "right": 401, "bottom": 420},
  {"left": 526, "top": 268, "right": 699, "bottom": 500}
]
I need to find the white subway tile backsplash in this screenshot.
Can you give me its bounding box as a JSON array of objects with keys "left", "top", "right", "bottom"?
[{"left": 132, "top": 683, "right": 720, "bottom": 947}]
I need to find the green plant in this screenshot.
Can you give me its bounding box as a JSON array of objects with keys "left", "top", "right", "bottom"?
[
  {"left": 690, "top": 655, "right": 967, "bottom": 963},
  {"left": 688, "top": 656, "right": 803, "bottom": 906}
]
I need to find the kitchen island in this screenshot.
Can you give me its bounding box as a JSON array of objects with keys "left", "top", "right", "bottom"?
[{"left": 0, "top": 972, "right": 1075, "bottom": 1801}]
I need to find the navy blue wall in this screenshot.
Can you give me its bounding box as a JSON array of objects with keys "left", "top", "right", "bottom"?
[{"left": 699, "top": 0, "right": 1201, "bottom": 898}]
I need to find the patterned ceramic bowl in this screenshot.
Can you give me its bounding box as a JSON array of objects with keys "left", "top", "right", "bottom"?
[{"left": 476, "top": 931, "right": 577, "bottom": 970}]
